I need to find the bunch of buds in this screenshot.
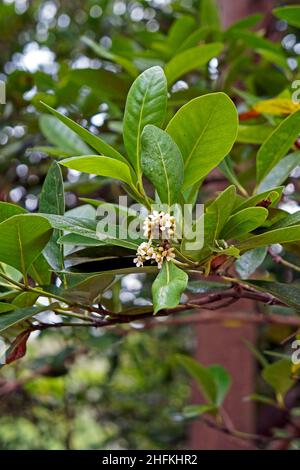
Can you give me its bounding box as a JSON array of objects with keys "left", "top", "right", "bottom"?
[
  {"left": 134, "top": 240, "right": 175, "bottom": 269},
  {"left": 143, "top": 211, "right": 176, "bottom": 241}
]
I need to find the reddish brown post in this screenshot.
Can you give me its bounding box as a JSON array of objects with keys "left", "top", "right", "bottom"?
[
  {"left": 217, "top": 0, "right": 274, "bottom": 29},
  {"left": 189, "top": 300, "right": 257, "bottom": 449}
]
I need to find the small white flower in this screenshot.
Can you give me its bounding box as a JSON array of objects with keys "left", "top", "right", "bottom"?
[{"left": 143, "top": 211, "right": 176, "bottom": 241}]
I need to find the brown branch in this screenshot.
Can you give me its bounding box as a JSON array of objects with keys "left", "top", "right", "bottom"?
[{"left": 26, "top": 284, "right": 296, "bottom": 332}]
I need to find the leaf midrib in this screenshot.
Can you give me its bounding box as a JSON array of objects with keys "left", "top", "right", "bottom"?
[
  {"left": 16, "top": 224, "right": 26, "bottom": 278},
  {"left": 155, "top": 140, "right": 171, "bottom": 206},
  {"left": 184, "top": 97, "right": 220, "bottom": 170}
]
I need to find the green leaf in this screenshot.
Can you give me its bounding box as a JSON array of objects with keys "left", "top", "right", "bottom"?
[
  {"left": 237, "top": 225, "right": 300, "bottom": 252},
  {"left": 177, "top": 26, "right": 212, "bottom": 53},
  {"left": 152, "top": 261, "right": 188, "bottom": 314},
  {"left": 0, "top": 202, "right": 26, "bottom": 223},
  {"left": 0, "top": 215, "right": 52, "bottom": 278},
  {"left": 206, "top": 185, "right": 237, "bottom": 235},
  {"left": 182, "top": 404, "right": 218, "bottom": 419},
  {"left": 200, "top": 0, "right": 221, "bottom": 29},
  {"left": 226, "top": 13, "right": 263, "bottom": 32},
  {"left": 41, "top": 102, "right": 126, "bottom": 163},
  {"left": 262, "top": 359, "right": 294, "bottom": 398},
  {"left": 236, "top": 124, "right": 273, "bottom": 144},
  {"left": 235, "top": 247, "right": 267, "bottom": 279},
  {"left": 166, "top": 92, "right": 238, "bottom": 190},
  {"left": 0, "top": 305, "right": 50, "bottom": 333},
  {"left": 256, "top": 151, "right": 300, "bottom": 193},
  {"left": 29, "top": 146, "right": 74, "bottom": 158},
  {"left": 182, "top": 186, "right": 236, "bottom": 260},
  {"left": 176, "top": 354, "right": 217, "bottom": 404},
  {"left": 57, "top": 233, "right": 105, "bottom": 247},
  {"left": 81, "top": 35, "right": 139, "bottom": 78},
  {"left": 0, "top": 204, "right": 51, "bottom": 285},
  {"left": 220, "top": 207, "right": 268, "bottom": 240},
  {"left": 208, "top": 365, "right": 231, "bottom": 406},
  {"left": 39, "top": 162, "right": 65, "bottom": 270},
  {"left": 64, "top": 273, "right": 114, "bottom": 304},
  {"left": 226, "top": 29, "right": 280, "bottom": 54},
  {"left": 271, "top": 211, "right": 300, "bottom": 230},
  {"left": 28, "top": 254, "right": 52, "bottom": 286},
  {"left": 39, "top": 115, "right": 91, "bottom": 155},
  {"left": 219, "top": 156, "right": 248, "bottom": 197},
  {"left": 273, "top": 6, "right": 300, "bottom": 28},
  {"left": 164, "top": 43, "right": 223, "bottom": 85},
  {"left": 141, "top": 125, "right": 184, "bottom": 205},
  {"left": 0, "top": 302, "right": 16, "bottom": 313},
  {"left": 43, "top": 214, "right": 139, "bottom": 251},
  {"left": 123, "top": 66, "right": 167, "bottom": 177},
  {"left": 167, "top": 16, "right": 197, "bottom": 53},
  {"left": 244, "top": 280, "right": 300, "bottom": 312},
  {"left": 12, "top": 292, "right": 39, "bottom": 308},
  {"left": 59, "top": 155, "right": 134, "bottom": 187},
  {"left": 234, "top": 187, "right": 283, "bottom": 212},
  {"left": 256, "top": 110, "right": 300, "bottom": 183}
]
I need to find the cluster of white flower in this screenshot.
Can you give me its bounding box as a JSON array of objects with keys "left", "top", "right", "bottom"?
[
  {"left": 134, "top": 211, "right": 176, "bottom": 269},
  {"left": 134, "top": 240, "right": 175, "bottom": 269},
  {"left": 143, "top": 211, "right": 176, "bottom": 241}
]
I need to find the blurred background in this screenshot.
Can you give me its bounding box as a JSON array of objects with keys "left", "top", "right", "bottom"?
[{"left": 1, "top": 0, "right": 300, "bottom": 450}]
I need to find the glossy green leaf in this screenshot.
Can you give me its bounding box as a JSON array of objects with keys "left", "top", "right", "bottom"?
[
  {"left": 200, "top": 0, "right": 221, "bottom": 29},
  {"left": 177, "top": 26, "right": 211, "bottom": 53},
  {"left": 167, "top": 16, "right": 197, "bottom": 53},
  {"left": 262, "top": 359, "right": 294, "bottom": 398},
  {"left": 219, "top": 156, "right": 248, "bottom": 197},
  {"left": 40, "top": 115, "right": 91, "bottom": 155},
  {"left": 28, "top": 254, "right": 52, "bottom": 286},
  {"left": 152, "top": 261, "right": 188, "bottom": 314},
  {"left": 256, "top": 151, "right": 300, "bottom": 193},
  {"left": 257, "top": 110, "right": 300, "bottom": 183},
  {"left": 0, "top": 202, "right": 26, "bottom": 223},
  {"left": 0, "top": 305, "right": 51, "bottom": 333},
  {"left": 0, "top": 203, "right": 51, "bottom": 284},
  {"left": 0, "top": 302, "right": 15, "bottom": 313},
  {"left": 273, "top": 6, "right": 300, "bottom": 28},
  {"left": 64, "top": 273, "right": 114, "bottom": 304},
  {"left": 237, "top": 225, "right": 300, "bottom": 252},
  {"left": 41, "top": 102, "right": 126, "bottom": 163},
  {"left": 166, "top": 93, "right": 238, "bottom": 190},
  {"left": 164, "top": 43, "right": 223, "bottom": 85},
  {"left": 123, "top": 66, "right": 168, "bottom": 176},
  {"left": 59, "top": 155, "right": 135, "bottom": 186},
  {"left": 0, "top": 215, "right": 52, "bottom": 277},
  {"left": 226, "top": 29, "right": 280, "bottom": 53},
  {"left": 244, "top": 280, "right": 300, "bottom": 312},
  {"left": 208, "top": 365, "right": 231, "bottom": 406},
  {"left": 43, "top": 214, "right": 139, "bottom": 251},
  {"left": 182, "top": 186, "right": 236, "bottom": 260},
  {"left": 177, "top": 354, "right": 217, "bottom": 403},
  {"left": 81, "top": 35, "right": 139, "bottom": 78},
  {"left": 39, "top": 161, "right": 65, "bottom": 270},
  {"left": 141, "top": 125, "right": 184, "bottom": 205},
  {"left": 235, "top": 247, "right": 267, "bottom": 279},
  {"left": 220, "top": 207, "right": 268, "bottom": 240},
  {"left": 57, "top": 233, "right": 105, "bottom": 247},
  {"left": 226, "top": 13, "right": 263, "bottom": 32},
  {"left": 237, "top": 124, "right": 273, "bottom": 144},
  {"left": 182, "top": 404, "right": 218, "bottom": 418},
  {"left": 271, "top": 211, "right": 300, "bottom": 230},
  {"left": 234, "top": 187, "right": 283, "bottom": 212}
]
